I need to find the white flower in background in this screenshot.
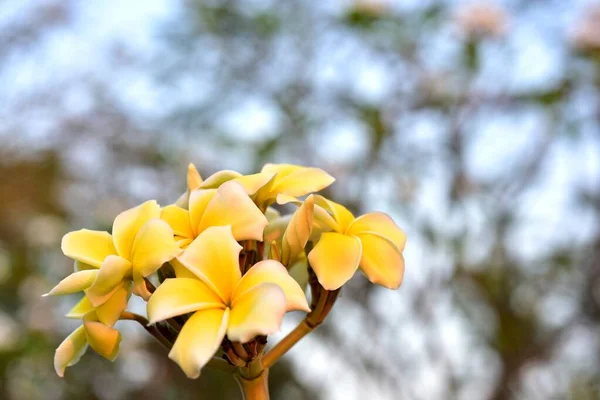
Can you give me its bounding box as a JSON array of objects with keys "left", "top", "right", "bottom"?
[{"left": 455, "top": 2, "right": 508, "bottom": 38}]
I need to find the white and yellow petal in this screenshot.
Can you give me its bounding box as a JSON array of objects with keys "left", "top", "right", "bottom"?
[
  {"left": 307, "top": 232, "right": 362, "bottom": 290},
  {"left": 85, "top": 255, "right": 131, "bottom": 306},
  {"left": 232, "top": 260, "right": 310, "bottom": 312},
  {"left": 187, "top": 163, "right": 203, "bottom": 190},
  {"left": 177, "top": 226, "right": 242, "bottom": 304},
  {"left": 261, "top": 164, "right": 335, "bottom": 198},
  {"left": 356, "top": 233, "right": 405, "bottom": 289},
  {"left": 65, "top": 296, "right": 94, "bottom": 319},
  {"left": 197, "top": 181, "right": 268, "bottom": 241},
  {"left": 131, "top": 219, "right": 182, "bottom": 278},
  {"left": 44, "top": 270, "right": 98, "bottom": 296},
  {"left": 188, "top": 189, "right": 217, "bottom": 236},
  {"left": 54, "top": 325, "right": 88, "bottom": 377},
  {"left": 347, "top": 212, "right": 407, "bottom": 251},
  {"left": 313, "top": 195, "right": 355, "bottom": 233},
  {"left": 281, "top": 195, "right": 314, "bottom": 266},
  {"left": 61, "top": 229, "right": 116, "bottom": 268},
  {"left": 161, "top": 205, "right": 194, "bottom": 239},
  {"left": 112, "top": 200, "right": 161, "bottom": 260},
  {"left": 228, "top": 282, "right": 286, "bottom": 343},
  {"left": 83, "top": 319, "right": 122, "bottom": 361},
  {"left": 147, "top": 278, "right": 224, "bottom": 324},
  {"left": 95, "top": 284, "right": 130, "bottom": 326},
  {"left": 169, "top": 308, "right": 230, "bottom": 379}
]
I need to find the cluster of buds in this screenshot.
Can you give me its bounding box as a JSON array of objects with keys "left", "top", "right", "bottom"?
[{"left": 45, "top": 163, "right": 406, "bottom": 386}]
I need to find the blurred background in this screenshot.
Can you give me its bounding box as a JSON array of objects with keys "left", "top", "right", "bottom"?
[{"left": 1, "top": 0, "right": 599, "bottom": 399}]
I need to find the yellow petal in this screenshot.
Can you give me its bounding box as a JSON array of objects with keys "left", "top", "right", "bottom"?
[
  {"left": 84, "top": 320, "right": 121, "bottom": 361},
  {"left": 170, "top": 258, "right": 200, "bottom": 279},
  {"left": 73, "top": 260, "right": 96, "bottom": 272},
  {"left": 313, "top": 195, "right": 355, "bottom": 232},
  {"left": 188, "top": 188, "right": 216, "bottom": 236},
  {"left": 61, "top": 229, "right": 116, "bottom": 268},
  {"left": 347, "top": 212, "right": 407, "bottom": 251},
  {"left": 161, "top": 205, "right": 193, "bottom": 239},
  {"left": 85, "top": 255, "right": 131, "bottom": 307},
  {"left": 96, "top": 284, "right": 130, "bottom": 326},
  {"left": 357, "top": 233, "right": 405, "bottom": 289},
  {"left": 265, "top": 207, "right": 281, "bottom": 222},
  {"left": 187, "top": 163, "right": 203, "bottom": 190},
  {"left": 261, "top": 163, "right": 335, "bottom": 198},
  {"left": 228, "top": 282, "right": 286, "bottom": 343},
  {"left": 132, "top": 277, "right": 153, "bottom": 301},
  {"left": 232, "top": 172, "right": 276, "bottom": 195},
  {"left": 147, "top": 278, "right": 224, "bottom": 324},
  {"left": 169, "top": 308, "right": 229, "bottom": 379},
  {"left": 44, "top": 270, "right": 98, "bottom": 296},
  {"left": 54, "top": 325, "right": 88, "bottom": 377},
  {"left": 198, "top": 181, "right": 268, "bottom": 241},
  {"left": 65, "top": 296, "right": 94, "bottom": 319},
  {"left": 198, "top": 170, "right": 243, "bottom": 189},
  {"left": 232, "top": 260, "right": 310, "bottom": 312},
  {"left": 281, "top": 195, "right": 314, "bottom": 266},
  {"left": 112, "top": 200, "right": 161, "bottom": 260},
  {"left": 131, "top": 219, "right": 182, "bottom": 278},
  {"left": 307, "top": 232, "right": 362, "bottom": 290},
  {"left": 263, "top": 215, "right": 290, "bottom": 244},
  {"left": 177, "top": 226, "right": 242, "bottom": 304}
]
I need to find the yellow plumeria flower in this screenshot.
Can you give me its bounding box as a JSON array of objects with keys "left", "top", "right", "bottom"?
[
  {"left": 53, "top": 200, "right": 181, "bottom": 304},
  {"left": 147, "top": 226, "right": 310, "bottom": 379},
  {"left": 161, "top": 181, "right": 269, "bottom": 277},
  {"left": 253, "top": 163, "right": 335, "bottom": 208},
  {"left": 306, "top": 196, "right": 407, "bottom": 290},
  {"left": 53, "top": 292, "right": 125, "bottom": 377}
]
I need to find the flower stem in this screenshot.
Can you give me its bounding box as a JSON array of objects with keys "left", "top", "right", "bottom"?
[
  {"left": 235, "top": 369, "right": 270, "bottom": 400},
  {"left": 261, "top": 320, "right": 312, "bottom": 369},
  {"left": 119, "top": 312, "right": 172, "bottom": 350}
]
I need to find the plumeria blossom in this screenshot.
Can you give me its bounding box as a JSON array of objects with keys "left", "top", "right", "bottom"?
[
  {"left": 147, "top": 226, "right": 310, "bottom": 378},
  {"left": 301, "top": 196, "right": 406, "bottom": 290},
  {"left": 253, "top": 163, "right": 335, "bottom": 209},
  {"left": 51, "top": 200, "right": 181, "bottom": 304},
  {"left": 54, "top": 297, "right": 123, "bottom": 377}
]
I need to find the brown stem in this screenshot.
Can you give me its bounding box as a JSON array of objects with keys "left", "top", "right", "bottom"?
[
  {"left": 235, "top": 370, "right": 270, "bottom": 400},
  {"left": 120, "top": 312, "right": 172, "bottom": 350}
]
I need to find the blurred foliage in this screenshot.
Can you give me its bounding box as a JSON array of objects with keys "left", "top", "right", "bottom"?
[{"left": 1, "top": 0, "right": 600, "bottom": 399}]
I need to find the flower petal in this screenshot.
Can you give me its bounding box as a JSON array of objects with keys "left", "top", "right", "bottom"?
[
  {"left": 198, "top": 181, "right": 268, "bottom": 241},
  {"left": 131, "top": 219, "right": 182, "bottom": 278},
  {"left": 112, "top": 200, "right": 161, "bottom": 260},
  {"left": 65, "top": 296, "right": 94, "bottom": 319},
  {"left": 347, "top": 212, "right": 407, "bottom": 251},
  {"left": 85, "top": 255, "right": 131, "bottom": 307},
  {"left": 198, "top": 170, "right": 243, "bottom": 189},
  {"left": 357, "top": 233, "right": 405, "bottom": 289},
  {"left": 228, "top": 282, "right": 286, "bottom": 343},
  {"left": 54, "top": 325, "right": 88, "bottom": 377},
  {"left": 307, "top": 232, "right": 362, "bottom": 290},
  {"left": 147, "top": 278, "right": 224, "bottom": 324},
  {"left": 187, "top": 163, "right": 203, "bottom": 190},
  {"left": 170, "top": 258, "right": 200, "bottom": 279},
  {"left": 83, "top": 320, "right": 122, "bottom": 361},
  {"left": 44, "top": 270, "right": 98, "bottom": 296},
  {"left": 188, "top": 189, "right": 216, "bottom": 236},
  {"left": 261, "top": 163, "right": 335, "bottom": 198},
  {"left": 313, "top": 195, "right": 355, "bottom": 232},
  {"left": 169, "top": 308, "right": 229, "bottom": 379},
  {"left": 61, "top": 229, "right": 116, "bottom": 268},
  {"left": 232, "top": 260, "right": 310, "bottom": 312},
  {"left": 281, "top": 195, "right": 314, "bottom": 266},
  {"left": 178, "top": 226, "right": 242, "bottom": 304},
  {"left": 161, "top": 205, "right": 193, "bottom": 239},
  {"left": 95, "top": 284, "right": 130, "bottom": 326}
]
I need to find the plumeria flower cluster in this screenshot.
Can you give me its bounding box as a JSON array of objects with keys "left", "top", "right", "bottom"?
[{"left": 45, "top": 163, "right": 406, "bottom": 397}]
